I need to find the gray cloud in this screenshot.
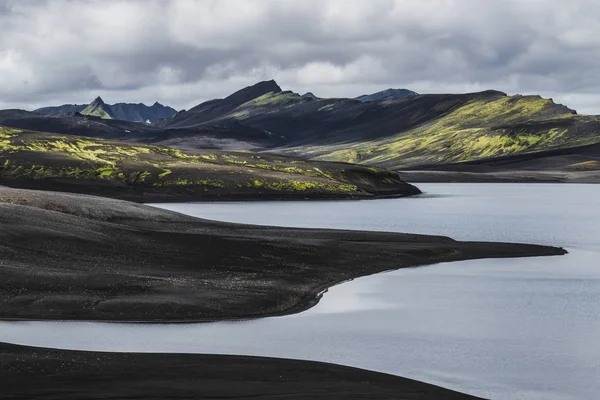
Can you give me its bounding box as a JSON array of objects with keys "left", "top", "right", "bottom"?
[{"left": 1, "top": 0, "right": 599, "bottom": 113}]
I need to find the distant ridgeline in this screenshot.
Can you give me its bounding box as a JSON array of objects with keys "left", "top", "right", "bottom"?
[
  {"left": 2, "top": 80, "right": 600, "bottom": 175},
  {"left": 35, "top": 97, "right": 177, "bottom": 123}
]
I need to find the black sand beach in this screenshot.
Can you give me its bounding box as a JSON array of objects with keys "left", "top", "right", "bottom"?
[
  {"left": 0, "top": 186, "right": 566, "bottom": 322},
  {"left": 0, "top": 343, "right": 485, "bottom": 400}
]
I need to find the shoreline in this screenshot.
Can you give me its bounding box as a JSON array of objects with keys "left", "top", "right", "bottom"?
[
  {"left": 0, "top": 342, "right": 486, "bottom": 400},
  {"left": 0, "top": 244, "right": 566, "bottom": 325},
  {"left": 0, "top": 186, "right": 566, "bottom": 323},
  {"left": 0, "top": 185, "right": 567, "bottom": 400}
]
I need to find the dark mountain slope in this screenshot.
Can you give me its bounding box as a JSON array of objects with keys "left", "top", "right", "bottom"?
[
  {"left": 0, "top": 110, "right": 281, "bottom": 150},
  {"left": 111, "top": 101, "right": 176, "bottom": 123},
  {"left": 157, "top": 82, "right": 506, "bottom": 147},
  {"left": 156, "top": 80, "right": 282, "bottom": 128},
  {"left": 0, "top": 110, "right": 159, "bottom": 139},
  {"left": 289, "top": 94, "right": 597, "bottom": 169},
  {"left": 355, "top": 88, "right": 418, "bottom": 102}
]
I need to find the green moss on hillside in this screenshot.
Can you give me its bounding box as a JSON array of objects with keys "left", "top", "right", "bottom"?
[
  {"left": 566, "top": 160, "right": 600, "bottom": 171},
  {"left": 244, "top": 91, "right": 302, "bottom": 106},
  {"left": 0, "top": 126, "right": 417, "bottom": 199},
  {"left": 298, "top": 95, "right": 600, "bottom": 169}
]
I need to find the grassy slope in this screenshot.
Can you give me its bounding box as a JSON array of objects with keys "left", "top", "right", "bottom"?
[
  {"left": 0, "top": 126, "right": 419, "bottom": 201},
  {"left": 278, "top": 94, "right": 600, "bottom": 170}
]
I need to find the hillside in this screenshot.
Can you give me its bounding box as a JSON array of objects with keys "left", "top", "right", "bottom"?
[
  {"left": 287, "top": 94, "right": 600, "bottom": 169},
  {"left": 155, "top": 82, "right": 600, "bottom": 179},
  {"left": 0, "top": 126, "right": 420, "bottom": 201}
]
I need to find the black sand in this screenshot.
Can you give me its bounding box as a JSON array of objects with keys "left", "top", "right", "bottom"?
[
  {"left": 0, "top": 186, "right": 566, "bottom": 322},
  {"left": 0, "top": 343, "right": 485, "bottom": 400}
]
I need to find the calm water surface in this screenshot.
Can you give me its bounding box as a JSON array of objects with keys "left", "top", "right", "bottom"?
[{"left": 1, "top": 184, "right": 599, "bottom": 400}]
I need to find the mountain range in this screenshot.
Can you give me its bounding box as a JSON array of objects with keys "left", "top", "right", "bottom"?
[
  {"left": 35, "top": 97, "right": 177, "bottom": 123},
  {"left": 2, "top": 80, "right": 600, "bottom": 182}
]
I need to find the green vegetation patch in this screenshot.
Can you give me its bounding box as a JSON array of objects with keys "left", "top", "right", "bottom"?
[
  {"left": 303, "top": 95, "right": 600, "bottom": 169},
  {"left": 318, "top": 104, "right": 335, "bottom": 112},
  {"left": 0, "top": 127, "right": 404, "bottom": 198},
  {"left": 240, "top": 91, "right": 304, "bottom": 108},
  {"left": 566, "top": 160, "right": 600, "bottom": 171}
]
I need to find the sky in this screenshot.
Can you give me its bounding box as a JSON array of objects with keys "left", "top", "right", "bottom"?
[{"left": 1, "top": 0, "right": 599, "bottom": 113}]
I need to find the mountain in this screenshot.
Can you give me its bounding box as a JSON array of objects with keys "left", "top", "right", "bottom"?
[
  {"left": 110, "top": 101, "right": 177, "bottom": 123},
  {"left": 355, "top": 88, "right": 418, "bottom": 102},
  {"left": 150, "top": 82, "right": 600, "bottom": 180},
  {"left": 35, "top": 99, "right": 177, "bottom": 123},
  {"left": 80, "top": 97, "right": 117, "bottom": 119},
  {"left": 155, "top": 80, "right": 282, "bottom": 128},
  {"left": 4, "top": 80, "right": 600, "bottom": 182}
]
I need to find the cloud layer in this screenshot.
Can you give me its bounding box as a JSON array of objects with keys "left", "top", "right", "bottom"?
[{"left": 1, "top": 0, "right": 599, "bottom": 113}]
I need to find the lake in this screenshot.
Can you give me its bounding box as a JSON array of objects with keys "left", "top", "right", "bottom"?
[{"left": 1, "top": 183, "right": 599, "bottom": 400}]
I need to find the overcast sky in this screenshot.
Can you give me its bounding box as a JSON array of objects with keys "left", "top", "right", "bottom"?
[{"left": 1, "top": 0, "right": 599, "bottom": 113}]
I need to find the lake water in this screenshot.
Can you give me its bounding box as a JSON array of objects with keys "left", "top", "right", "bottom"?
[{"left": 1, "top": 183, "right": 599, "bottom": 400}]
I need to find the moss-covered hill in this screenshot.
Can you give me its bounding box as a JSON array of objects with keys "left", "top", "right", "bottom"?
[
  {"left": 0, "top": 126, "right": 420, "bottom": 202},
  {"left": 281, "top": 93, "right": 600, "bottom": 170}
]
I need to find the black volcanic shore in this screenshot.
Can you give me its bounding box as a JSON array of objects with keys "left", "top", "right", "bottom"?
[
  {"left": 0, "top": 343, "right": 485, "bottom": 400},
  {"left": 398, "top": 169, "right": 600, "bottom": 183},
  {"left": 0, "top": 186, "right": 566, "bottom": 322}
]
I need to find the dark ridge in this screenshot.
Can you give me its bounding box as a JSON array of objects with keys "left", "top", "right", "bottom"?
[
  {"left": 0, "top": 343, "right": 485, "bottom": 400},
  {"left": 302, "top": 91, "right": 318, "bottom": 99},
  {"left": 158, "top": 80, "right": 283, "bottom": 128},
  {"left": 355, "top": 88, "right": 418, "bottom": 102}
]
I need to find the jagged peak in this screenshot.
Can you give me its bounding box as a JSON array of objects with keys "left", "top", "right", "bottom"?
[
  {"left": 90, "top": 96, "right": 105, "bottom": 105},
  {"left": 225, "top": 80, "right": 282, "bottom": 101}
]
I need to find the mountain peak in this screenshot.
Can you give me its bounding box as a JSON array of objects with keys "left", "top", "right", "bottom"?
[
  {"left": 81, "top": 96, "right": 115, "bottom": 119},
  {"left": 218, "top": 80, "right": 282, "bottom": 108},
  {"left": 91, "top": 96, "right": 105, "bottom": 104}
]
